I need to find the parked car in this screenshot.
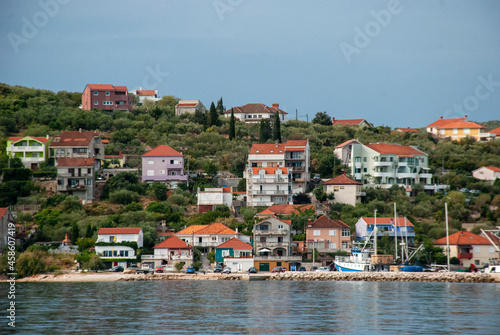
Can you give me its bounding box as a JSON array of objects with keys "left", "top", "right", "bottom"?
[
  {"left": 470, "top": 189, "right": 480, "bottom": 195},
  {"left": 248, "top": 267, "right": 258, "bottom": 274},
  {"left": 459, "top": 188, "right": 470, "bottom": 193},
  {"left": 213, "top": 265, "right": 223, "bottom": 273},
  {"left": 271, "top": 267, "right": 287, "bottom": 273},
  {"left": 108, "top": 266, "right": 124, "bottom": 272},
  {"left": 310, "top": 266, "right": 318, "bottom": 271},
  {"left": 316, "top": 266, "right": 331, "bottom": 272},
  {"left": 123, "top": 266, "right": 140, "bottom": 274},
  {"left": 186, "top": 266, "right": 196, "bottom": 274},
  {"left": 155, "top": 266, "right": 164, "bottom": 273},
  {"left": 222, "top": 267, "right": 231, "bottom": 274},
  {"left": 313, "top": 174, "right": 321, "bottom": 181},
  {"left": 298, "top": 267, "right": 306, "bottom": 272}
]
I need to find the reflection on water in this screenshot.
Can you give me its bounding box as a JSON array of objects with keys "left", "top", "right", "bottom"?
[{"left": 1, "top": 281, "right": 499, "bottom": 334}]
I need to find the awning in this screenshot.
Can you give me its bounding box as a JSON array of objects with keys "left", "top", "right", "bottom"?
[{"left": 259, "top": 248, "right": 271, "bottom": 252}]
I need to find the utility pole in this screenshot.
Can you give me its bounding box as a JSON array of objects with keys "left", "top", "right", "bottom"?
[
  {"left": 296, "top": 109, "right": 298, "bottom": 121},
  {"left": 374, "top": 209, "right": 377, "bottom": 255},
  {"left": 394, "top": 203, "right": 398, "bottom": 262},
  {"left": 445, "top": 203, "right": 450, "bottom": 272}
]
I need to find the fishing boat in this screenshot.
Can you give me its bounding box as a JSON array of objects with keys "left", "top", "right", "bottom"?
[{"left": 334, "top": 249, "right": 393, "bottom": 272}]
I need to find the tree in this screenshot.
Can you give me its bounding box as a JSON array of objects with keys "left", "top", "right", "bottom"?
[
  {"left": 273, "top": 110, "right": 281, "bottom": 143},
  {"left": 208, "top": 102, "right": 219, "bottom": 127},
  {"left": 259, "top": 119, "right": 272, "bottom": 143},
  {"left": 237, "top": 178, "right": 246, "bottom": 192},
  {"left": 216, "top": 97, "right": 224, "bottom": 114},
  {"left": 312, "top": 111, "right": 332, "bottom": 125},
  {"left": 204, "top": 160, "right": 219, "bottom": 178},
  {"left": 229, "top": 108, "right": 236, "bottom": 140},
  {"left": 158, "top": 95, "right": 179, "bottom": 108}
]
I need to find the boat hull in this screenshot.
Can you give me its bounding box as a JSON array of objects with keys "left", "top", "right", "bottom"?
[{"left": 335, "top": 262, "right": 369, "bottom": 272}]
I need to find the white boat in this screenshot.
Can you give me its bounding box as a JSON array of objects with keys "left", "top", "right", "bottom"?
[{"left": 334, "top": 249, "right": 372, "bottom": 272}]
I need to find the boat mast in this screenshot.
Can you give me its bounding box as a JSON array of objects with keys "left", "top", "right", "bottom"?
[
  {"left": 374, "top": 209, "right": 377, "bottom": 255},
  {"left": 394, "top": 203, "right": 398, "bottom": 262},
  {"left": 445, "top": 202, "right": 450, "bottom": 272}
]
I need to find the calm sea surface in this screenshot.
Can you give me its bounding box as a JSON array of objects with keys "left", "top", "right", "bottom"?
[{"left": 1, "top": 280, "right": 499, "bottom": 334}]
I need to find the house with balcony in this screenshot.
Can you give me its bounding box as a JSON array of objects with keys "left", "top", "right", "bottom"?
[
  {"left": 426, "top": 116, "right": 468, "bottom": 135},
  {"left": 472, "top": 166, "right": 500, "bottom": 183},
  {"left": 82, "top": 84, "right": 133, "bottom": 111},
  {"left": 215, "top": 238, "right": 253, "bottom": 272},
  {"left": 322, "top": 174, "right": 363, "bottom": 206},
  {"left": 141, "top": 145, "right": 187, "bottom": 186},
  {"left": 129, "top": 88, "right": 159, "bottom": 104},
  {"left": 175, "top": 222, "right": 250, "bottom": 253},
  {"left": 95, "top": 227, "right": 143, "bottom": 268},
  {"left": 306, "top": 216, "right": 351, "bottom": 253},
  {"left": 355, "top": 217, "right": 415, "bottom": 245},
  {"left": 426, "top": 116, "right": 492, "bottom": 141},
  {"left": 489, "top": 127, "right": 500, "bottom": 137},
  {"left": 197, "top": 187, "right": 233, "bottom": 213},
  {"left": 246, "top": 140, "right": 310, "bottom": 193},
  {"left": 334, "top": 139, "right": 446, "bottom": 192},
  {"left": 223, "top": 103, "right": 287, "bottom": 123},
  {"left": 255, "top": 204, "right": 316, "bottom": 220},
  {"left": 332, "top": 117, "right": 373, "bottom": 128},
  {"left": 246, "top": 166, "right": 293, "bottom": 207},
  {"left": 6, "top": 136, "right": 51, "bottom": 169},
  {"left": 0, "top": 207, "right": 15, "bottom": 250},
  {"left": 50, "top": 130, "right": 105, "bottom": 167},
  {"left": 104, "top": 151, "right": 126, "bottom": 168},
  {"left": 434, "top": 231, "right": 498, "bottom": 268},
  {"left": 175, "top": 100, "right": 207, "bottom": 116},
  {"left": 150, "top": 235, "right": 193, "bottom": 269},
  {"left": 55, "top": 158, "right": 97, "bottom": 203}
]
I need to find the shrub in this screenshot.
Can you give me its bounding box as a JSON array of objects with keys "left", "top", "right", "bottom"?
[
  {"left": 450, "top": 257, "right": 460, "bottom": 265},
  {"left": 192, "top": 261, "right": 202, "bottom": 271},
  {"left": 83, "top": 254, "right": 105, "bottom": 271},
  {"left": 109, "top": 189, "right": 141, "bottom": 205},
  {"left": 167, "top": 194, "right": 190, "bottom": 206},
  {"left": 175, "top": 262, "right": 185, "bottom": 271},
  {"left": 16, "top": 251, "right": 47, "bottom": 278}
]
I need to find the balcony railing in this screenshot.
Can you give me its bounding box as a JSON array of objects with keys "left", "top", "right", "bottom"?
[
  {"left": 374, "top": 161, "right": 394, "bottom": 167},
  {"left": 458, "top": 253, "right": 473, "bottom": 259},
  {"left": 10, "top": 146, "right": 45, "bottom": 152},
  {"left": 253, "top": 178, "right": 290, "bottom": 184},
  {"left": 254, "top": 230, "right": 288, "bottom": 235},
  {"left": 252, "top": 190, "right": 289, "bottom": 195},
  {"left": 254, "top": 255, "right": 302, "bottom": 261},
  {"left": 58, "top": 173, "right": 92, "bottom": 178}
]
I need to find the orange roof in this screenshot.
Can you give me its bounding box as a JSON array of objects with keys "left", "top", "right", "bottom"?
[
  {"left": 434, "top": 231, "right": 492, "bottom": 246},
  {"left": 87, "top": 84, "right": 115, "bottom": 90},
  {"left": 195, "top": 223, "right": 237, "bottom": 235},
  {"left": 309, "top": 216, "right": 349, "bottom": 229},
  {"left": 249, "top": 143, "right": 286, "bottom": 155},
  {"left": 484, "top": 166, "right": 500, "bottom": 172},
  {"left": 396, "top": 127, "right": 419, "bottom": 133},
  {"left": 142, "top": 145, "right": 182, "bottom": 157},
  {"left": 258, "top": 204, "right": 316, "bottom": 216},
  {"left": 483, "top": 232, "right": 500, "bottom": 245},
  {"left": 57, "top": 157, "right": 95, "bottom": 167},
  {"left": 101, "top": 139, "right": 110, "bottom": 144},
  {"left": 361, "top": 217, "right": 413, "bottom": 227},
  {"left": 153, "top": 235, "right": 191, "bottom": 249},
  {"left": 489, "top": 127, "right": 500, "bottom": 135},
  {"left": 335, "top": 139, "right": 361, "bottom": 148},
  {"left": 332, "top": 118, "right": 367, "bottom": 126},
  {"left": 222, "top": 187, "right": 232, "bottom": 193},
  {"left": 98, "top": 227, "right": 142, "bottom": 235},
  {"left": 223, "top": 103, "right": 287, "bottom": 115},
  {"left": 436, "top": 121, "right": 485, "bottom": 129},
  {"left": 323, "top": 174, "right": 362, "bottom": 185},
  {"left": 427, "top": 117, "right": 467, "bottom": 128},
  {"left": 176, "top": 225, "right": 207, "bottom": 235},
  {"left": 158, "top": 232, "right": 175, "bottom": 236},
  {"left": 0, "top": 208, "right": 8, "bottom": 218},
  {"left": 216, "top": 237, "right": 252, "bottom": 250},
  {"left": 285, "top": 140, "right": 308, "bottom": 146},
  {"left": 50, "top": 131, "right": 101, "bottom": 147},
  {"left": 365, "top": 143, "right": 426, "bottom": 157},
  {"left": 8, "top": 136, "right": 51, "bottom": 144},
  {"left": 135, "top": 90, "right": 156, "bottom": 96},
  {"left": 252, "top": 167, "right": 289, "bottom": 175}
]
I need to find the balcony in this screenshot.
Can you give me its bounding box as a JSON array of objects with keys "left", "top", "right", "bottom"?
[
  {"left": 58, "top": 173, "right": 92, "bottom": 178},
  {"left": 372, "top": 172, "right": 393, "bottom": 177},
  {"left": 254, "top": 230, "right": 288, "bottom": 235},
  {"left": 57, "top": 184, "right": 88, "bottom": 191},
  {"left": 419, "top": 173, "right": 433, "bottom": 179},
  {"left": 397, "top": 161, "right": 408, "bottom": 167},
  {"left": 143, "top": 175, "right": 188, "bottom": 182},
  {"left": 10, "top": 146, "right": 45, "bottom": 152},
  {"left": 458, "top": 253, "right": 473, "bottom": 260},
  {"left": 355, "top": 162, "right": 362, "bottom": 169},
  {"left": 254, "top": 255, "right": 302, "bottom": 261},
  {"left": 252, "top": 190, "right": 289, "bottom": 195},
  {"left": 253, "top": 178, "right": 290, "bottom": 184},
  {"left": 396, "top": 173, "right": 418, "bottom": 179},
  {"left": 23, "top": 157, "right": 45, "bottom": 163},
  {"left": 290, "top": 166, "right": 305, "bottom": 172},
  {"left": 374, "top": 161, "right": 393, "bottom": 167}
]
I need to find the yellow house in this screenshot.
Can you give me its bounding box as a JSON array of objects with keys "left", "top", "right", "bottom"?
[
  {"left": 104, "top": 151, "right": 126, "bottom": 168},
  {"left": 435, "top": 121, "right": 486, "bottom": 141}
]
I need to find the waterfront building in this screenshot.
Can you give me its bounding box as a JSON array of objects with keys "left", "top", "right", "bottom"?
[
  {"left": 306, "top": 216, "right": 351, "bottom": 253},
  {"left": 95, "top": 227, "right": 143, "bottom": 269},
  {"left": 215, "top": 237, "right": 253, "bottom": 272},
  {"left": 355, "top": 217, "right": 415, "bottom": 245},
  {"left": 149, "top": 235, "right": 193, "bottom": 270}
]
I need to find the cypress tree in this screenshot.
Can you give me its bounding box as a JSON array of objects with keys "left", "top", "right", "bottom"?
[
  {"left": 273, "top": 110, "right": 281, "bottom": 143},
  {"left": 217, "top": 97, "right": 224, "bottom": 114},
  {"left": 229, "top": 108, "right": 236, "bottom": 140},
  {"left": 259, "top": 119, "right": 272, "bottom": 143},
  {"left": 208, "top": 102, "right": 218, "bottom": 127}
]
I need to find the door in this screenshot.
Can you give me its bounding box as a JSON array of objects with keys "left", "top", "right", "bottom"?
[{"left": 259, "top": 263, "right": 270, "bottom": 272}]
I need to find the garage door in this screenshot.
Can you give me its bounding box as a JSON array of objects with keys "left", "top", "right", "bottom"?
[{"left": 259, "top": 263, "right": 270, "bottom": 272}]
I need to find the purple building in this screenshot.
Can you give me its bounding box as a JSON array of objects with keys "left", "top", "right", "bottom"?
[{"left": 141, "top": 145, "right": 187, "bottom": 185}]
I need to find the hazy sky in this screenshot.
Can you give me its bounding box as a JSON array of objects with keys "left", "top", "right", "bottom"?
[{"left": 1, "top": 0, "right": 499, "bottom": 127}]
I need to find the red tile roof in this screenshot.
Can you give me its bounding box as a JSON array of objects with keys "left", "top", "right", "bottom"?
[
  {"left": 482, "top": 232, "right": 500, "bottom": 245},
  {"left": 427, "top": 117, "right": 467, "bottom": 128},
  {"left": 258, "top": 204, "right": 316, "bottom": 216},
  {"left": 8, "top": 136, "right": 51, "bottom": 144},
  {"left": 222, "top": 187, "right": 232, "bottom": 193},
  {"left": 489, "top": 127, "right": 500, "bottom": 135},
  {"left": 98, "top": 227, "right": 142, "bottom": 235},
  {"left": 332, "top": 118, "right": 367, "bottom": 126},
  {"left": 158, "top": 232, "right": 175, "bottom": 236},
  {"left": 323, "top": 174, "right": 362, "bottom": 185},
  {"left": 285, "top": 140, "right": 308, "bottom": 146},
  {"left": 216, "top": 237, "right": 252, "bottom": 250},
  {"left": 335, "top": 139, "right": 361, "bottom": 148},
  {"left": 484, "top": 166, "right": 500, "bottom": 172},
  {"left": 50, "top": 131, "right": 101, "bottom": 147},
  {"left": 396, "top": 127, "right": 419, "bottom": 133},
  {"left": 57, "top": 157, "right": 95, "bottom": 167},
  {"left": 309, "top": 215, "right": 349, "bottom": 229},
  {"left": 195, "top": 223, "right": 237, "bottom": 235},
  {"left": 176, "top": 225, "right": 207, "bottom": 235},
  {"left": 154, "top": 235, "right": 191, "bottom": 249},
  {"left": 365, "top": 143, "right": 426, "bottom": 157},
  {"left": 252, "top": 167, "right": 289, "bottom": 175},
  {"left": 135, "top": 90, "right": 156, "bottom": 96},
  {"left": 249, "top": 143, "right": 286, "bottom": 155},
  {"left": 87, "top": 84, "right": 116, "bottom": 90},
  {"left": 0, "top": 207, "right": 8, "bottom": 219},
  {"left": 223, "top": 103, "right": 287, "bottom": 115},
  {"left": 436, "top": 121, "right": 485, "bottom": 129},
  {"left": 142, "top": 145, "right": 182, "bottom": 157},
  {"left": 434, "top": 231, "right": 492, "bottom": 245},
  {"left": 361, "top": 217, "right": 414, "bottom": 227}
]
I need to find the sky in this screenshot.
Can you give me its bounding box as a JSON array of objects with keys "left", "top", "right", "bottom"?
[{"left": 1, "top": 0, "right": 499, "bottom": 128}]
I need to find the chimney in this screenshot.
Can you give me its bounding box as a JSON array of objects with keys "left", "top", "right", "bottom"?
[
  {"left": 272, "top": 103, "right": 279, "bottom": 108},
  {"left": 464, "top": 114, "right": 468, "bottom": 119},
  {"left": 118, "top": 150, "right": 122, "bottom": 155},
  {"left": 46, "top": 134, "right": 49, "bottom": 139},
  {"left": 79, "top": 128, "right": 82, "bottom": 133},
  {"left": 235, "top": 227, "right": 238, "bottom": 233},
  {"left": 440, "top": 116, "right": 443, "bottom": 119},
  {"left": 332, "top": 117, "right": 335, "bottom": 123}
]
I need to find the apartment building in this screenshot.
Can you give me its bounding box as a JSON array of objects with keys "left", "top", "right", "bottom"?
[
  {"left": 246, "top": 166, "right": 293, "bottom": 207},
  {"left": 50, "top": 130, "right": 105, "bottom": 166},
  {"left": 55, "top": 157, "right": 97, "bottom": 203},
  {"left": 6, "top": 135, "right": 51, "bottom": 169},
  {"left": 141, "top": 145, "right": 187, "bottom": 185},
  {"left": 82, "top": 84, "right": 133, "bottom": 111}
]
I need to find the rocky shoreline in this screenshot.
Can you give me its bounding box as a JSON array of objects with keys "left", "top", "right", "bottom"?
[{"left": 10, "top": 271, "right": 500, "bottom": 283}]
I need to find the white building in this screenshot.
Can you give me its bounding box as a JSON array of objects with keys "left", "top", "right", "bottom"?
[
  {"left": 472, "top": 166, "right": 500, "bottom": 183},
  {"left": 197, "top": 187, "right": 233, "bottom": 213},
  {"left": 322, "top": 174, "right": 363, "bottom": 206},
  {"left": 334, "top": 139, "right": 446, "bottom": 192},
  {"left": 175, "top": 100, "right": 207, "bottom": 116},
  {"left": 223, "top": 103, "right": 287, "bottom": 123},
  {"left": 129, "top": 89, "right": 159, "bottom": 104},
  {"left": 246, "top": 166, "right": 293, "bottom": 207},
  {"left": 95, "top": 227, "right": 143, "bottom": 268}
]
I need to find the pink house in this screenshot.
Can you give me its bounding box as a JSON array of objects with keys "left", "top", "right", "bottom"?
[
  {"left": 141, "top": 145, "right": 187, "bottom": 185},
  {"left": 306, "top": 215, "right": 351, "bottom": 252}
]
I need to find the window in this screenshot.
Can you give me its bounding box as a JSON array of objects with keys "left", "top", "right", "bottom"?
[
  {"left": 340, "top": 186, "right": 344, "bottom": 190},
  {"left": 260, "top": 237, "right": 266, "bottom": 242},
  {"left": 258, "top": 115, "right": 262, "bottom": 118},
  {"left": 277, "top": 237, "right": 283, "bottom": 243},
  {"left": 453, "top": 128, "right": 458, "bottom": 134},
  {"left": 94, "top": 100, "right": 98, "bottom": 105},
  {"left": 355, "top": 157, "right": 361, "bottom": 162},
  {"left": 334, "top": 186, "right": 339, "bottom": 192},
  {"left": 87, "top": 180, "right": 91, "bottom": 185},
  {"left": 463, "top": 128, "right": 470, "bottom": 134},
  {"left": 342, "top": 229, "right": 350, "bottom": 237},
  {"left": 147, "top": 170, "right": 154, "bottom": 176},
  {"left": 489, "top": 247, "right": 495, "bottom": 253},
  {"left": 278, "top": 224, "right": 284, "bottom": 230},
  {"left": 221, "top": 250, "right": 229, "bottom": 257},
  {"left": 260, "top": 225, "right": 269, "bottom": 231},
  {"left": 211, "top": 237, "right": 217, "bottom": 241},
  {"left": 342, "top": 241, "right": 349, "bottom": 249},
  {"left": 363, "top": 168, "right": 367, "bottom": 173},
  {"left": 57, "top": 179, "right": 64, "bottom": 185},
  {"left": 474, "top": 247, "right": 481, "bottom": 253},
  {"left": 329, "top": 243, "right": 337, "bottom": 249},
  {"left": 440, "top": 129, "right": 445, "bottom": 135},
  {"left": 313, "top": 230, "right": 320, "bottom": 236},
  {"left": 148, "top": 160, "right": 154, "bottom": 165},
  {"left": 475, "top": 260, "right": 480, "bottom": 266},
  {"left": 105, "top": 91, "right": 110, "bottom": 96},
  {"left": 109, "top": 236, "right": 115, "bottom": 242},
  {"left": 363, "top": 157, "right": 367, "bottom": 162},
  {"left": 329, "top": 230, "right": 336, "bottom": 236},
  {"left": 159, "top": 170, "right": 165, "bottom": 174},
  {"left": 93, "top": 91, "right": 98, "bottom": 96},
  {"left": 355, "top": 168, "right": 361, "bottom": 173}
]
